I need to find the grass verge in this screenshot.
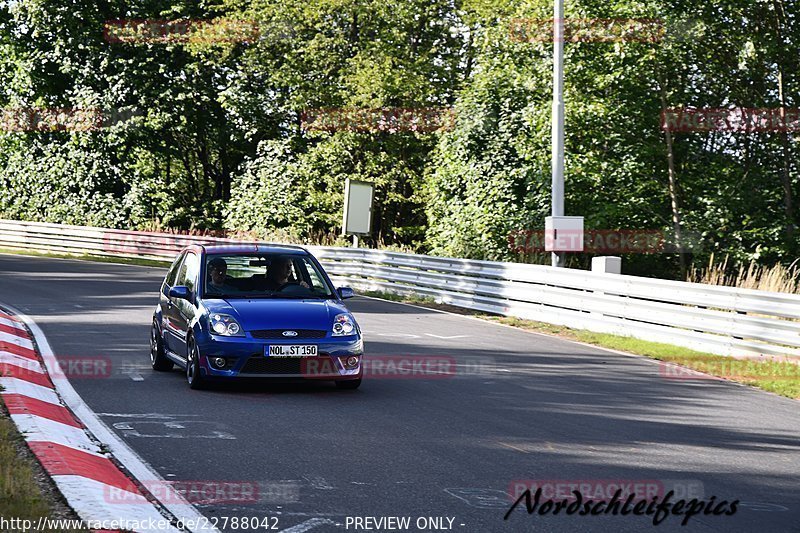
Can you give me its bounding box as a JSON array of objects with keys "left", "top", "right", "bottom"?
[
  {"left": 0, "top": 247, "right": 168, "bottom": 268},
  {"left": 361, "top": 290, "right": 800, "bottom": 400}
]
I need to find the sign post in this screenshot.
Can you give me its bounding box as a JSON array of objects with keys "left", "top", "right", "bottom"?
[{"left": 551, "top": 0, "right": 566, "bottom": 267}]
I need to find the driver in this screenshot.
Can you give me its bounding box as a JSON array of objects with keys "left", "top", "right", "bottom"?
[
  {"left": 206, "top": 257, "right": 237, "bottom": 294},
  {"left": 264, "top": 256, "right": 309, "bottom": 291}
]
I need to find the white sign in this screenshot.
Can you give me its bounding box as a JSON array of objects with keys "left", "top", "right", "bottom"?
[{"left": 342, "top": 179, "right": 374, "bottom": 235}]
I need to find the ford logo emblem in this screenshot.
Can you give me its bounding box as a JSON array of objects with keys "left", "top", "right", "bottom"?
[{"left": 282, "top": 330, "right": 298, "bottom": 337}]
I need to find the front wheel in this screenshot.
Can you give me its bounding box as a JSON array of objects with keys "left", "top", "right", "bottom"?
[
  {"left": 335, "top": 378, "right": 361, "bottom": 390},
  {"left": 150, "top": 321, "right": 174, "bottom": 371},
  {"left": 186, "top": 337, "right": 207, "bottom": 390}
]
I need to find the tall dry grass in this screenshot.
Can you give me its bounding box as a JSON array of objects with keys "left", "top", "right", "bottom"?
[{"left": 688, "top": 254, "right": 800, "bottom": 294}]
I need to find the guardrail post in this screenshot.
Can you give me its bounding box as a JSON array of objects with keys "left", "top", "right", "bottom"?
[
  {"left": 590, "top": 256, "right": 621, "bottom": 328},
  {"left": 591, "top": 256, "right": 622, "bottom": 274}
]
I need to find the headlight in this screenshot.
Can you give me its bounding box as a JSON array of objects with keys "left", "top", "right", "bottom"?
[
  {"left": 332, "top": 314, "right": 357, "bottom": 337},
  {"left": 209, "top": 313, "right": 244, "bottom": 337}
]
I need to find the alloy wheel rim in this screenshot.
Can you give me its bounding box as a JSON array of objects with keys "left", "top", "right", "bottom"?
[
  {"left": 150, "top": 327, "right": 158, "bottom": 363},
  {"left": 187, "top": 342, "right": 196, "bottom": 383}
]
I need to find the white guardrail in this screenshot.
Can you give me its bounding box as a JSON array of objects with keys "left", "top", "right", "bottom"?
[{"left": 1, "top": 218, "right": 799, "bottom": 360}]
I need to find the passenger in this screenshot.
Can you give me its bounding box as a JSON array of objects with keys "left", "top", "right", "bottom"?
[{"left": 264, "top": 256, "right": 309, "bottom": 291}]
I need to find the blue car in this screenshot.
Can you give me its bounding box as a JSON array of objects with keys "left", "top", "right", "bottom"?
[{"left": 150, "top": 244, "right": 363, "bottom": 390}]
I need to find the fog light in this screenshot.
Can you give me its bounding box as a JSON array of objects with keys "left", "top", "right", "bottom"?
[
  {"left": 212, "top": 357, "right": 227, "bottom": 369},
  {"left": 346, "top": 356, "right": 359, "bottom": 368}
]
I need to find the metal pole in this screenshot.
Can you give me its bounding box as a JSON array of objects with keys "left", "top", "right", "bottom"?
[{"left": 551, "top": 0, "right": 565, "bottom": 267}]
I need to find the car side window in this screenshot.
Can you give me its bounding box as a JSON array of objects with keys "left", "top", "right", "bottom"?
[
  {"left": 287, "top": 259, "right": 300, "bottom": 283},
  {"left": 180, "top": 252, "right": 200, "bottom": 293},
  {"left": 300, "top": 258, "right": 325, "bottom": 290},
  {"left": 165, "top": 252, "right": 186, "bottom": 288}
]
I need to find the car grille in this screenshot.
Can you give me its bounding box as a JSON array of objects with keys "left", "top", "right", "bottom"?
[
  {"left": 240, "top": 356, "right": 303, "bottom": 375},
  {"left": 250, "top": 329, "right": 327, "bottom": 339}
]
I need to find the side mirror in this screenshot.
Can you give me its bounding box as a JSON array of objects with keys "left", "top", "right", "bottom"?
[
  {"left": 337, "top": 287, "right": 355, "bottom": 300},
  {"left": 169, "top": 286, "right": 191, "bottom": 300}
]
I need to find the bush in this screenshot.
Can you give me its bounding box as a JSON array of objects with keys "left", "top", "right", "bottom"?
[
  {"left": 224, "top": 139, "right": 307, "bottom": 239},
  {"left": 0, "top": 135, "right": 128, "bottom": 228}
]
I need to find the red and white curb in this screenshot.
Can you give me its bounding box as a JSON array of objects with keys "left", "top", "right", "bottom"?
[{"left": 0, "top": 305, "right": 220, "bottom": 533}]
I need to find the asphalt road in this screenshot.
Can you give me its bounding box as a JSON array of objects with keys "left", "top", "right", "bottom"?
[{"left": 0, "top": 253, "right": 798, "bottom": 533}]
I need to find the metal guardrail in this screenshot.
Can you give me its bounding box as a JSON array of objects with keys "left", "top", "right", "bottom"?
[{"left": 1, "top": 219, "right": 799, "bottom": 360}]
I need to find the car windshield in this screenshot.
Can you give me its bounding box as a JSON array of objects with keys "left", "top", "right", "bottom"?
[{"left": 203, "top": 253, "right": 335, "bottom": 299}]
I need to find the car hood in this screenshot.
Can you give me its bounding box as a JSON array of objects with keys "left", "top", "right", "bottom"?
[{"left": 202, "top": 298, "right": 352, "bottom": 332}]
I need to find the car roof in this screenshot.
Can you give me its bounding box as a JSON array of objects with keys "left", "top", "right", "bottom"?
[{"left": 200, "top": 243, "right": 310, "bottom": 255}]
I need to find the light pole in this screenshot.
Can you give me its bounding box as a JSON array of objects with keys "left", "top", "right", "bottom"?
[{"left": 551, "top": 0, "right": 565, "bottom": 267}]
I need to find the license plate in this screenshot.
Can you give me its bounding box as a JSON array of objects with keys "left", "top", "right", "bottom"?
[{"left": 267, "top": 345, "right": 318, "bottom": 357}]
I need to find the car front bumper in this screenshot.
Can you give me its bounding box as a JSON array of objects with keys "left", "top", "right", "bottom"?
[{"left": 195, "top": 333, "right": 363, "bottom": 380}]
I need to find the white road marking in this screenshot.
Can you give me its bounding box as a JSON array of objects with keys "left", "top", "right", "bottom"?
[
  {"left": 112, "top": 421, "right": 236, "bottom": 439},
  {"left": 279, "top": 518, "right": 336, "bottom": 532},
  {"left": 98, "top": 413, "right": 200, "bottom": 418},
  {"left": 498, "top": 442, "right": 530, "bottom": 454},
  {"left": 444, "top": 488, "right": 511, "bottom": 509},
  {"left": 375, "top": 333, "right": 470, "bottom": 339},
  {"left": 128, "top": 373, "right": 144, "bottom": 381},
  {"left": 738, "top": 502, "right": 790, "bottom": 512},
  {"left": 277, "top": 513, "right": 340, "bottom": 517},
  {"left": 303, "top": 475, "right": 335, "bottom": 490}
]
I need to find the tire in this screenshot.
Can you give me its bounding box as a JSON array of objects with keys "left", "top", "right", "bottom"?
[
  {"left": 335, "top": 378, "right": 361, "bottom": 390},
  {"left": 150, "top": 321, "right": 174, "bottom": 371},
  {"left": 186, "top": 336, "right": 207, "bottom": 390}
]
